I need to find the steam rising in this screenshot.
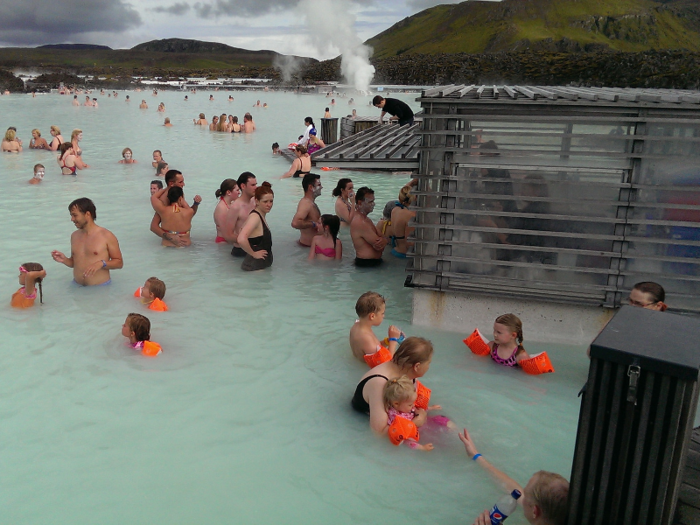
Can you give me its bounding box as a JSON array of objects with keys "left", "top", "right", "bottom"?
[
  {"left": 272, "top": 55, "right": 308, "bottom": 83},
  {"left": 299, "top": 0, "right": 375, "bottom": 91}
]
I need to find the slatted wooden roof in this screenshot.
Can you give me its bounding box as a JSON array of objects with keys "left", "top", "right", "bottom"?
[
  {"left": 311, "top": 121, "right": 421, "bottom": 170},
  {"left": 420, "top": 84, "right": 700, "bottom": 106}
]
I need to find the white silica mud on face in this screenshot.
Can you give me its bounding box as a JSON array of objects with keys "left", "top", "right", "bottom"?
[{"left": 0, "top": 90, "right": 588, "bottom": 524}]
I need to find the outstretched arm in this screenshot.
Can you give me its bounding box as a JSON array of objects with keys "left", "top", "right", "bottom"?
[{"left": 458, "top": 429, "right": 523, "bottom": 495}]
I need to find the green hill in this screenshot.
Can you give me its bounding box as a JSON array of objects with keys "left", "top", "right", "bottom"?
[{"left": 366, "top": 0, "right": 700, "bottom": 58}]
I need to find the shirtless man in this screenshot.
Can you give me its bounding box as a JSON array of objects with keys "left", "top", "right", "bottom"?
[
  {"left": 291, "top": 173, "right": 322, "bottom": 247},
  {"left": 193, "top": 113, "right": 208, "bottom": 126},
  {"left": 351, "top": 187, "right": 388, "bottom": 267},
  {"left": 84, "top": 96, "right": 92, "bottom": 106},
  {"left": 227, "top": 172, "right": 258, "bottom": 256},
  {"left": 151, "top": 150, "right": 164, "bottom": 168},
  {"left": 51, "top": 198, "right": 123, "bottom": 285},
  {"left": 150, "top": 170, "right": 201, "bottom": 246},
  {"left": 72, "top": 95, "right": 80, "bottom": 106},
  {"left": 242, "top": 113, "right": 256, "bottom": 133},
  {"left": 139, "top": 100, "right": 148, "bottom": 109},
  {"left": 150, "top": 186, "right": 197, "bottom": 247}
]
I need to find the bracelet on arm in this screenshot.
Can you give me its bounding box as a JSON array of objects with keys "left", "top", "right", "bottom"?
[
  {"left": 472, "top": 453, "right": 482, "bottom": 461},
  {"left": 191, "top": 201, "right": 200, "bottom": 207},
  {"left": 389, "top": 337, "right": 400, "bottom": 343},
  {"left": 101, "top": 260, "right": 107, "bottom": 269}
]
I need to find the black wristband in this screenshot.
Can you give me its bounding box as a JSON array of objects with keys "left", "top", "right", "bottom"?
[{"left": 192, "top": 201, "right": 200, "bottom": 207}]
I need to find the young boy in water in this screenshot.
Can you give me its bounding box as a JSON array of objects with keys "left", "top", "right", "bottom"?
[
  {"left": 29, "top": 164, "right": 45, "bottom": 184},
  {"left": 349, "top": 291, "right": 402, "bottom": 367},
  {"left": 135, "top": 276, "right": 168, "bottom": 311}
]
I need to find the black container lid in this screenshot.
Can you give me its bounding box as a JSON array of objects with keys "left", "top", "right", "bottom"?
[{"left": 590, "top": 306, "right": 700, "bottom": 381}]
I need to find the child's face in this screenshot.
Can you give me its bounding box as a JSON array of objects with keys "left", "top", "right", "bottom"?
[
  {"left": 121, "top": 320, "right": 133, "bottom": 338},
  {"left": 141, "top": 282, "right": 155, "bottom": 300},
  {"left": 493, "top": 323, "right": 516, "bottom": 345},
  {"left": 393, "top": 391, "right": 417, "bottom": 414},
  {"left": 18, "top": 271, "right": 26, "bottom": 285},
  {"left": 370, "top": 304, "right": 386, "bottom": 327},
  {"left": 150, "top": 184, "right": 160, "bottom": 195},
  {"left": 34, "top": 168, "right": 45, "bottom": 180}
]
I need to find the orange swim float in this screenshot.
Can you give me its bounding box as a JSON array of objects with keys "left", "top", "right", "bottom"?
[
  {"left": 133, "top": 287, "right": 141, "bottom": 298},
  {"left": 388, "top": 416, "right": 419, "bottom": 446},
  {"left": 464, "top": 329, "right": 491, "bottom": 356},
  {"left": 320, "top": 167, "right": 339, "bottom": 171},
  {"left": 148, "top": 298, "right": 169, "bottom": 312},
  {"left": 141, "top": 341, "right": 163, "bottom": 357},
  {"left": 415, "top": 380, "right": 431, "bottom": 411},
  {"left": 519, "top": 351, "right": 555, "bottom": 375},
  {"left": 363, "top": 345, "right": 392, "bottom": 368}
]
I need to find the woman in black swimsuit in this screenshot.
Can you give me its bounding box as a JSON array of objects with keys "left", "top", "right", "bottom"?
[
  {"left": 351, "top": 337, "right": 434, "bottom": 434},
  {"left": 281, "top": 144, "right": 312, "bottom": 179},
  {"left": 238, "top": 181, "right": 274, "bottom": 271}
]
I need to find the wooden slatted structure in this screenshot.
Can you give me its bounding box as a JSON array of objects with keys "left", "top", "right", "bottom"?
[
  {"left": 676, "top": 426, "right": 700, "bottom": 524},
  {"left": 409, "top": 84, "right": 700, "bottom": 314},
  {"left": 312, "top": 121, "right": 421, "bottom": 170}
]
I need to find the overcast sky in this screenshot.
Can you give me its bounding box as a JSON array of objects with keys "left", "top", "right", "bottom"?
[{"left": 0, "top": 0, "right": 500, "bottom": 60}]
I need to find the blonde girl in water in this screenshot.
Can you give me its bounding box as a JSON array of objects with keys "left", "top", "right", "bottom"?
[
  {"left": 12, "top": 263, "right": 46, "bottom": 308},
  {"left": 383, "top": 376, "right": 434, "bottom": 451},
  {"left": 48, "top": 125, "right": 64, "bottom": 151},
  {"left": 488, "top": 313, "right": 530, "bottom": 367},
  {"left": 70, "top": 129, "right": 84, "bottom": 158}
]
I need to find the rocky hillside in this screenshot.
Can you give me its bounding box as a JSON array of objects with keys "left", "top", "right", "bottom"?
[
  {"left": 302, "top": 50, "right": 700, "bottom": 89},
  {"left": 366, "top": 0, "right": 700, "bottom": 58}
]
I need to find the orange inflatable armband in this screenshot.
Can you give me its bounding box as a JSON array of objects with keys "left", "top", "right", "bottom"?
[
  {"left": 134, "top": 287, "right": 142, "bottom": 298},
  {"left": 388, "top": 416, "right": 419, "bottom": 446},
  {"left": 464, "top": 329, "right": 491, "bottom": 356},
  {"left": 141, "top": 341, "right": 162, "bottom": 357},
  {"left": 519, "top": 351, "right": 554, "bottom": 375},
  {"left": 415, "top": 380, "right": 431, "bottom": 411},
  {"left": 363, "top": 345, "right": 392, "bottom": 368},
  {"left": 148, "top": 298, "right": 169, "bottom": 312}
]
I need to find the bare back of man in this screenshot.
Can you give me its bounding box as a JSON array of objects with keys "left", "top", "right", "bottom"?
[
  {"left": 151, "top": 187, "right": 195, "bottom": 247},
  {"left": 225, "top": 197, "right": 256, "bottom": 247}
]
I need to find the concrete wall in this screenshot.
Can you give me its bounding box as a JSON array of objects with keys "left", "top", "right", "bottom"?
[{"left": 412, "top": 289, "right": 615, "bottom": 345}]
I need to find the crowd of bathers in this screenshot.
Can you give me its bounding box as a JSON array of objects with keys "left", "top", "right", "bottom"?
[{"left": 7, "top": 89, "right": 673, "bottom": 525}]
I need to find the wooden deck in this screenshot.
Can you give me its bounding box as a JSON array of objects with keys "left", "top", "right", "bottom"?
[
  {"left": 675, "top": 426, "right": 700, "bottom": 524},
  {"left": 311, "top": 121, "right": 421, "bottom": 170}
]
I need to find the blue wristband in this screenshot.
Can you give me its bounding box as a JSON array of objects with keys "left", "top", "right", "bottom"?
[
  {"left": 389, "top": 337, "right": 400, "bottom": 343},
  {"left": 472, "top": 453, "right": 482, "bottom": 461}
]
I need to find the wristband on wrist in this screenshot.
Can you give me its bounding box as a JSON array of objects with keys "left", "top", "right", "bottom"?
[
  {"left": 191, "top": 201, "right": 200, "bottom": 207},
  {"left": 472, "top": 453, "right": 482, "bottom": 461},
  {"left": 101, "top": 260, "right": 107, "bottom": 269},
  {"left": 389, "top": 337, "right": 400, "bottom": 343}
]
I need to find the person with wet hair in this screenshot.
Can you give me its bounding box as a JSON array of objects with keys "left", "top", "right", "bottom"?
[
  {"left": 291, "top": 173, "right": 322, "bottom": 247},
  {"left": 351, "top": 337, "right": 434, "bottom": 434},
  {"left": 351, "top": 187, "right": 388, "bottom": 267}
]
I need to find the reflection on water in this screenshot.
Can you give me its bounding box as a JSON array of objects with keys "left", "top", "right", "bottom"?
[{"left": 0, "top": 91, "right": 587, "bottom": 524}]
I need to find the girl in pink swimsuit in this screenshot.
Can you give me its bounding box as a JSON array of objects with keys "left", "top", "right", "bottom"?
[
  {"left": 488, "top": 313, "right": 530, "bottom": 367},
  {"left": 308, "top": 214, "right": 343, "bottom": 261}
]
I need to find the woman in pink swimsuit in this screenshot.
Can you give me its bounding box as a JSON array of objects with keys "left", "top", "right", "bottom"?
[{"left": 308, "top": 214, "right": 342, "bottom": 261}]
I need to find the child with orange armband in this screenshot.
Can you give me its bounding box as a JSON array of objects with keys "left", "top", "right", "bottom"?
[
  {"left": 464, "top": 314, "right": 554, "bottom": 374},
  {"left": 134, "top": 277, "right": 168, "bottom": 311},
  {"left": 349, "top": 291, "right": 404, "bottom": 367},
  {"left": 383, "top": 376, "right": 434, "bottom": 451},
  {"left": 12, "top": 263, "right": 46, "bottom": 308},
  {"left": 122, "top": 313, "right": 162, "bottom": 357}
]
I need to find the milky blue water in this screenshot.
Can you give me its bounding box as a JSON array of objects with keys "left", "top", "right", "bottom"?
[{"left": 0, "top": 90, "right": 590, "bottom": 524}]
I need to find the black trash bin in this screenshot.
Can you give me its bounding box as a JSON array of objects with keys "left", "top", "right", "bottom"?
[
  {"left": 568, "top": 306, "right": 700, "bottom": 525},
  {"left": 320, "top": 118, "right": 338, "bottom": 145}
]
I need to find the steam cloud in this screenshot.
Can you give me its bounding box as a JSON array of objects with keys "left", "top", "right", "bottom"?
[
  {"left": 272, "top": 54, "right": 308, "bottom": 83},
  {"left": 299, "top": 0, "right": 375, "bottom": 91}
]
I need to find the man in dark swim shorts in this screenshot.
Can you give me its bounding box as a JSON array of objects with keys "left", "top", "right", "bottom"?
[{"left": 350, "top": 187, "right": 387, "bottom": 267}]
